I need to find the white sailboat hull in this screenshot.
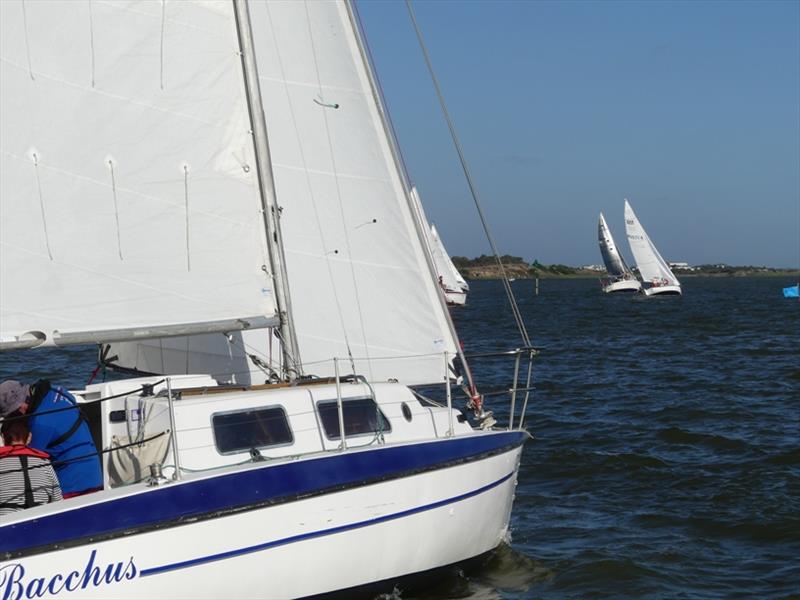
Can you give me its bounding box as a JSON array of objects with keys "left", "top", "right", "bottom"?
[
  {"left": 0, "top": 433, "right": 522, "bottom": 599},
  {"left": 445, "top": 289, "right": 468, "bottom": 306},
  {"left": 643, "top": 284, "right": 682, "bottom": 296},
  {"left": 602, "top": 279, "right": 642, "bottom": 293}
]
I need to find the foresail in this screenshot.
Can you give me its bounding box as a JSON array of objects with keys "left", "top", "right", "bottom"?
[
  {"left": 246, "top": 0, "right": 458, "bottom": 385},
  {"left": 624, "top": 200, "right": 679, "bottom": 286},
  {"left": 104, "top": 331, "right": 282, "bottom": 385},
  {"left": 0, "top": 1, "right": 278, "bottom": 349},
  {"left": 598, "top": 213, "right": 629, "bottom": 277}
]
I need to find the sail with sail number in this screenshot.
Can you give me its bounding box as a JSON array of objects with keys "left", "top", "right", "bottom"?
[{"left": 624, "top": 199, "right": 681, "bottom": 295}]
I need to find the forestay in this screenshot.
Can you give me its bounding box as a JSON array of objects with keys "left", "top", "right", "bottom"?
[
  {"left": 0, "top": 1, "right": 278, "bottom": 349},
  {"left": 598, "top": 212, "right": 630, "bottom": 278},
  {"left": 624, "top": 200, "right": 678, "bottom": 286}
]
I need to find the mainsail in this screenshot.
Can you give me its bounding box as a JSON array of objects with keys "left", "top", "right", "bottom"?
[
  {"left": 105, "top": 0, "right": 460, "bottom": 386},
  {"left": 624, "top": 200, "right": 679, "bottom": 286},
  {"left": 0, "top": 0, "right": 278, "bottom": 350},
  {"left": 598, "top": 212, "right": 631, "bottom": 278}
]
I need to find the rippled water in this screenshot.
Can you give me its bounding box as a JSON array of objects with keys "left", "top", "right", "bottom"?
[
  {"left": 1, "top": 276, "right": 798, "bottom": 598},
  {"left": 440, "top": 276, "right": 799, "bottom": 599}
]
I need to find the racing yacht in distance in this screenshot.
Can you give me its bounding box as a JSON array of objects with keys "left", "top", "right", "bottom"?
[
  {"left": 624, "top": 200, "right": 682, "bottom": 296},
  {"left": 598, "top": 212, "right": 641, "bottom": 293}
]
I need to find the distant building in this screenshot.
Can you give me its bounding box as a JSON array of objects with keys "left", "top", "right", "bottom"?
[
  {"left": 668, "top": 262, "right": 696, "bottom": 271},
  {"left": 581, "top": 264, "right": 606, "bottom": 272}
]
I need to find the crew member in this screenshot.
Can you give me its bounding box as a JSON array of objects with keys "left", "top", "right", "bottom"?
[
  {"left": 0, "top": 380, "right": 102, "bottom": 497},
  {"left": 0, "top": 411, "right": 63, "bottom": 515}
]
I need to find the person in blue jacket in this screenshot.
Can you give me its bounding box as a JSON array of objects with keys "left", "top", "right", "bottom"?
[{"left": 0, "top": 379, "right": 102, "bottom": 497}]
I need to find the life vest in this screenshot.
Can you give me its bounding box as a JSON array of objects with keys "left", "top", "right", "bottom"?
[
  {"left": 0, "top": 444, "right": 52, "bottom": 510},
  {"left": 0, "top": 444, "right": 51, "bottom": 460},
  {"left": 26, "top": 381, "right": 102, "bottom": 495}
]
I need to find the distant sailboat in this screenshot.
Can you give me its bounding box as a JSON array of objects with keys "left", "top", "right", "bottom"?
[
  {"left": 430, "top": 224, "right": 469, "bottom": 306},
  {"left": 624, "top": 200, "right": 682, "bottom": 296},
  {"left": 598, "top": 212, "right": 642, "bottom": 293},
  {"left": 409, "top": 186, "right": 468, "bottom": 306}
]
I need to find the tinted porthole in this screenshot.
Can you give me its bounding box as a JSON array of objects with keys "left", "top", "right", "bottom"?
[
  {"left": 212, "top": 407, "right": 293, "bottom": 454},
  {"left": 401, "top": 402, "right": 412, "bottom": 422},
  {"left": 317, "top": 398, "right": 392, "bottom": 440}
]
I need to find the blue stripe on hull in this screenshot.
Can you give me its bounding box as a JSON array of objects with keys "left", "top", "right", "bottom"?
[
  {"left": 0, "top": 431, "right": 525, "bottom": 557},
  {"left": 140, "top": 470, "right": 515, "bottom": 577}
]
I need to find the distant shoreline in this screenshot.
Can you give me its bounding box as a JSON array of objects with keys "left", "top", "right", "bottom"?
[
  {"left": 452, "top": 255, "right": 799, "bottom": 281},
  {"left": 459, "top": 268, "right": 800, "bottom": 281}
]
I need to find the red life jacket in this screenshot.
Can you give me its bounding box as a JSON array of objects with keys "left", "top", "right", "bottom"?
[
  {"left": 0, "top": 444, "right": 54, "bottom": 511},
  {"left": 0, "top": 444, "right": 51, "bottom": 459}
]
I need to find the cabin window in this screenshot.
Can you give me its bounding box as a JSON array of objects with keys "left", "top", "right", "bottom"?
[
  {"left": 212, "top": 406, "right": 293, "bottom": 455},
  {"left": 317, "top": 397, "right": 391, "bottom": 440}
]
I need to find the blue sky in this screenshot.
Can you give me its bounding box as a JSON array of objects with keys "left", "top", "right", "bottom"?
[{"left": 355, "top": 0, "right": 800, "bottom": 268}]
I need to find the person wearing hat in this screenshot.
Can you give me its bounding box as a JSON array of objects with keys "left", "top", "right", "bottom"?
[
  {"left": 0, "top": 380, "right": 102, "bottom": 498},
  {"left": 0, "top": 411, "right": 63, "bottom": 515}
]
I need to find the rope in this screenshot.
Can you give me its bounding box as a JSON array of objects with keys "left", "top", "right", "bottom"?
[
  {"left": 0, "top": 431, "right": 169, "bottom": 477},
  {"left": 404, "top": 0, "right": 531, "bottom": 348},
  {"left": 0, "top": 380, "right": 166, "bottom": 425}
]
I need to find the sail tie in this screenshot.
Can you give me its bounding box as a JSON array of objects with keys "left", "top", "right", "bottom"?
[
  {"left": 183, "top": 163, "right": 190, "bottom": 271},
  {"left": 21, "top": 0, "right": 35, "bottom": 80},
  {"left": 160, "top": 0, "right": 167, "bottom": 90},
  {"left": 89, "top": 0, "right": 96, "bottom": 87},
  {"left": 107, "top": 158, "right": 123, "bottom": 260},
  {"left": 31, "top": 151, "right": 53, "bottom": 261},
  {"left": 313, "top": 97, "right": 339, "bottom": 109}
]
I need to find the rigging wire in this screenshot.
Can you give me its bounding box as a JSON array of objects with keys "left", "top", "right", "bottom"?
[
  {"left": 347, "top": 0, "right": 480, "bottom": 402},
  {"left": 404, "top": 0, "right": 531, "bottom": 348}
]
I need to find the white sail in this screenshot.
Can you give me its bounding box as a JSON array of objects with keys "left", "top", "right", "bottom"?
[
  {"left": 624, "top": 200, "right": 680, "bottom": 287},
  {"left": 0, "top": 0, "right": 278, "bottom": 349},
  {"left": 409, "top": 186, "right": 464, "bottom": 294},
  {"left": 430, "top": 224, "right": 467, "bottom": 292},
  {"left": 598, "top": 212, "right": 632, "bottom": 278},
  {"left": 106, "top": 1, "right": 459, "bottom": 386},
  {"left": 248, "top": 0, "right": 460, "bottom": 384}
]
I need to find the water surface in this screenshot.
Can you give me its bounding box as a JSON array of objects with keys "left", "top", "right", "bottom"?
[{"left": 2, "top": 277, "right": 798, "bottom": 598}]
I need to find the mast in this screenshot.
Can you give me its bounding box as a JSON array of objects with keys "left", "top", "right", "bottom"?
[
  {"left": 233, "top": 0, "right": 302, "bottom": 379},
  {"left": 344, "top": 0, "right": 477, "bottom": 394}
]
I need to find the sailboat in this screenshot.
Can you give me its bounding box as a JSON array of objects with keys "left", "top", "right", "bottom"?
[
  {"left": 597, "top": 212, "right": 642, "bottom": 293},
  {"left": 430, "top": 224, "right": 469, "bottom": 306},
  {"left": 624, "top": 200, "right": 682, "bottom": 296},
  {"left": 0, "top": 1, "right": 532, "bottom": 598},
  {"left": 408, "top": 188, "right": 468, "bottom": 306}
]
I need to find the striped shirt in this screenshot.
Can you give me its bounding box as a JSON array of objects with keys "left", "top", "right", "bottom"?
[{"left": 0, "top": 445, "right": 63, "bottom": 517}]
